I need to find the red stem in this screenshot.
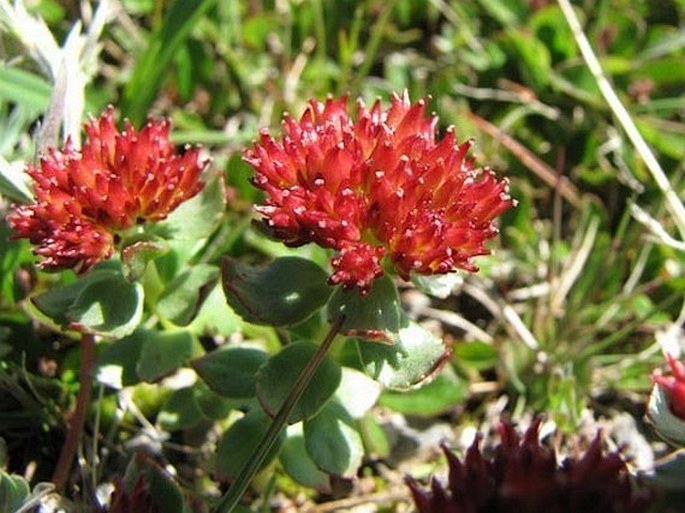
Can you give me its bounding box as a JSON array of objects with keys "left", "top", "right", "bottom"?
[{"left": 52, "top": 333, "right": 96, "bottom": 492}]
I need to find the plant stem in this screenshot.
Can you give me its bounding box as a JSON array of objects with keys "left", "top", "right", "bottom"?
[
  {"left": 214, "top": 316, "right": 345, "bottom": 513},
  {"left": 52, "top": 333, "right": 96, "bottom": 492}
]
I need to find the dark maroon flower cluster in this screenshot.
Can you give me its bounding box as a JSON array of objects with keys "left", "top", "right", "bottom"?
[
  {"left": 108, "top": 475, "right": 159, "bottom": 513},
  {"left": 244, "top": 92, "right": 513, "bottom": 293},
  {"left": 8, "top": 108, "right": 206, "bottom": 273},
  {"left": 405, "top": 419, "right": 652, "bottom": 513}
]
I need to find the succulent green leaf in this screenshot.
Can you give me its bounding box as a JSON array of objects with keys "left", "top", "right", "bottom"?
[
  {"left": 156, "top": 264, "right": 218, "bottom": 326},
  {"left": 303, "top": 400, "right": 364, "bottom": 477},
  {"left": 357, "top": 321, "right": 448, "bottom": 390},
  {"left": 192, "top": 346, "right": 268, "bottom": 399},
  {"left": 255, "top": 341, "right": 341, "bottom": 424},
  {"left": 121, "top": 238, "right": 169, "bottom": 281},
  {"left": 280, "top": 425, "right": 331, "bottom": 492},
  {"left": 33, "top": 263, "right": 144, "bottom": 338},
  {"left": 136, "top": 330, "right": 196, "bottom": 382},
  {"left": 194, "top": 384, "right": 235, "bottom": 420},
  {"left": 215, "top": 409, "right": 285, "bottom": 482},
  {"left": 158, "top": 386, "right": 205, "bottom": 431},
  {"left": 96, "top": 330, "right": 147, "bottom": 388},
  {"left": 187, "top": 283, "right": 243, "bottom": 336},
  {"left": 327, "top": 274, "right": 402, "bottom": 343},
  {"left": 222, "top": 256, "right": 332, "bottom": 327},
  {"left": 67, "top": 272, "right": 144, "bottom": 338},
  {"left": 31, "top": 264, "right": 114, "bottom": 324},
  {"left": 379, "top": 367, "right": 467, "bottom": 416},
  {"left": 0, "top": 471, "right": 30, "bottom": 513},
  {"left": 334, "top": 368, "right": 382, "bottom": 419}
]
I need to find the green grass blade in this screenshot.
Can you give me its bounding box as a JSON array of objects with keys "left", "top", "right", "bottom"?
[
  {"left": 0, "top": 67, "right": 51, "bottom": 112},
  {"left": 121, "top": 0, "right": 218, "bottom": 125}
]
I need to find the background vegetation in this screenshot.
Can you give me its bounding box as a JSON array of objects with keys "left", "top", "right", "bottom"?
[{"left": 1, "top": 0, "right": 684, "bottom": 511}]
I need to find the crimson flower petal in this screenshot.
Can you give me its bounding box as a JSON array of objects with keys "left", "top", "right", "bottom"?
[
  {"left": 7, "top": 107, "right": 207, "bottom": 273},
  {"left": 244, "top": 92, "right": 514, "bottom": 294}
]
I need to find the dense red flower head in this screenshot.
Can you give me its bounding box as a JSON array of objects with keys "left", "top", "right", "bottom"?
[
  {"left": 652, "top": 354, "right": 685, "bottom": 420},
  {"left": 405, "top": 419, "right": 653, "bottom": 513},
  {"left": 7, "top": 107, "right": 206, "bottom": 272},
  {"left": 244, "top": 92, "right": 514, "bottom": 293}
]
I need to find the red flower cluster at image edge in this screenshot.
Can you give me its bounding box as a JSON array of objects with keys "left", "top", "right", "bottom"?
[
  {"left": 244, "top": 92, "right": 514, "bottom": 293},
  {"left": 652, "top": 354, "right": 685, "bottom": 420},
  {"left": 7, "top": 107, "right": 206, "bottom": 272}
]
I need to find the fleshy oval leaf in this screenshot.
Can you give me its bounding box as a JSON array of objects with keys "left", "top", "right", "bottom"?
[
  {"left": 67, "top": 272, "right": 144, "bottom": 338},
  {"left": 96, "top": 330, "right": 146, "bottom": 388},
  {"left": 357, "top": 321, "right": 449, "bottom": 390},
  {"left": 303, "top": 400, "right": 364, "bottom": 477},
  {"left": 32, "top": 262, "right": 144, "bottom": 338},
  {"left": 255, "top": 341, "right": 341, "bottom": 424},
  {"left": 215, "top": 409, "right": 285, "bottom": 482},
  {"left": 192, "top": 346, "right": 268, "bottom": 399},
  {"left": 156, "top": 264, "right": 218, "bottom": 326},
  {"left": 136, "top": 330, "right": 196, "bottom": 382},
  {"left": 280, "top": 425, "right": 331, "bottom": 493},
  {"left": 335, "top": 368, "right": 382, "bottom": 419},
  {"left": 0, "top": 471, "right": 30, "bottom": 513},
  {"left": 327, "top": 274, "right": 401, "bottom": 343},
  {"left": 378, "top": 367, "right": 467, "bottom": 416},
  {"left": 157, "top": 386, "right": 206, "bottom": 431},
  {"left": 222, "top": 256, "right": 332, "bottom": 326}
]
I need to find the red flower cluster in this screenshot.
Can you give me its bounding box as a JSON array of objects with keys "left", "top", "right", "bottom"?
[
  {"left": 652, "top": 354, "right": 685, "bottom": 420},
  {"left": 244, "top": 92, "right": 513, "bottom": 293},
  {"left": 406, "top": 419, "right": 652, "bottom": 513},
  {"left": 8, "top": 108, "right": 206, "bottom": 273}
]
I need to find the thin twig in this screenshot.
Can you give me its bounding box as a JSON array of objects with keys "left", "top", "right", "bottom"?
[
  {"left": 52, "top": 333, "right": 96, "bottom": 492},
  {"left": 630, "top": 203, "right": 685, "bottom": 252},
  {"left": 303, "top": 489, "right": 410, "bottom": 513},
  {"left": 462, "top": 280, "right": 541, "bottom": 351},
  {"left": 416, "top": 305, "right": 494, "bottom": 343},
  {"left": 453, "top": 82, "right": 560, "bottom": 120},
  {"left": 550, "top": 216, "right": 599, "bottom": 315},
  {"left": 468, "top": 112, "right": 584, "bottom": 209}
]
